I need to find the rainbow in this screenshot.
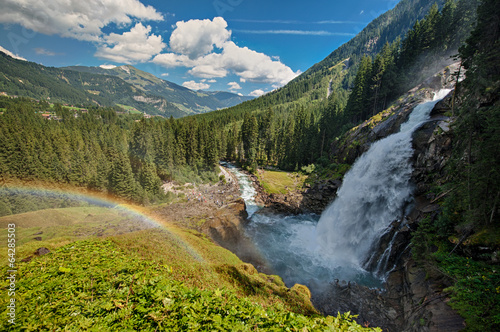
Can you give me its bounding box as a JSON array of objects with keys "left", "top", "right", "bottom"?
[{"left": 0, "top": 184, "right": 205, "bottom": 262}]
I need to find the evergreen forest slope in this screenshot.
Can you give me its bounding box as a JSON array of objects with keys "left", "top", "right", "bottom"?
[{"left": 208, "top": 0, "right": 477, "bottom": 124}]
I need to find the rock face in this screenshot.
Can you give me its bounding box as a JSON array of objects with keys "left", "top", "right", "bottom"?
[
  {"left": 384, "top": 258, "right": 465, "bottom": 332},
  {"left": 201, "top": 198, "right": 272, "bottom": 273},
  {"left": 411, "top": 93, "right": 455, "bottom": 200}
]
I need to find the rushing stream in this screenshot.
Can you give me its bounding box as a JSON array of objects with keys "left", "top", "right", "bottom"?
[{"left": 224, "top": 90, "right": 451, "bottom": 295}]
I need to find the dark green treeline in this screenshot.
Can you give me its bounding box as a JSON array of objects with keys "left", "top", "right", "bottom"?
[{"left": 0, "top": 100, "right": 221, "bottom": 204}]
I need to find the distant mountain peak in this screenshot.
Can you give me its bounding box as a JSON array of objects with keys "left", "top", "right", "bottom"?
[{"left": 63, "top": 64, "right": 254, "bottom": 114}]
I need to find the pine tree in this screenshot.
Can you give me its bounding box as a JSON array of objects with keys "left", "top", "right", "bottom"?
[
  {"left": 345, "top": 55, "right": 372, "bottom": 123},
  {"left": 241, "top": 113, "right": 258, "bottom": 163},
  {"left": 109, "top": 148, "right": 139, "bottom": 201}
]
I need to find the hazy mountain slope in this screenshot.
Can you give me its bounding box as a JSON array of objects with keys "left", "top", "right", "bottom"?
[
  {"left": 203, "top": 90, "right": 254, "bottom": 108},
  {"left": 64, "top": 65, "right": 254, "bottom": 113}
]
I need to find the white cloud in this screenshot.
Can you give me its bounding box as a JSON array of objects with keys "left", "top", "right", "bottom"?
[
  {"left": 99, "top": 64, "right": 117, "bottom": 69},
  {"left": 222, "top": 41, "right": 299, "bottom": 85},
  {"left": 95, "top": 23, "right": 165, "bottom": 63},
  {"left": 0, "top": 45, "right": 26, "bottom": 60},
  {"left": 34, "top": 48, "right": 56, "bottom": 56},
  {"left": 249, "top": 89, "right": 266, "bottom": 97},
  {"left": 0, "top": 0, "right": 163, "bottom": 42},
  {"left": 160, "top": 73, "right": 169, "bottom": 77},
  {"left": 152, "top": 53, "right": 193, "bottom": 68},
  {"left": 228, "top": 82, "right": 242, "bottom": 91},
  {"left": 182, "top": 80, "right": 210, "bottom": 90},
  {"left": 169, "top": 17, "right": 230, "bottom": 59},
  {"left": 188, "top": 61, "right": 228, "bottom": 78},
  {"left": 153, "top": 17, "right": 299, "bottom": 87},
  {"left": 208, "top": 79, "right": 217, "bottom": 83}
]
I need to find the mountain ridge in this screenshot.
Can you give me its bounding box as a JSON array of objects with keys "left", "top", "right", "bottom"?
[
  {"left": 63, "top": 64, "right": 254, "bottom": 114},
  {"left": 0, "top": 52, "right": 253, "bottom": 117},
  {"left": 216, "top": 0, "right": 449, "bottom": 114}
]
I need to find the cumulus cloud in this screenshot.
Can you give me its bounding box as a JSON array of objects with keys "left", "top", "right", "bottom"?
[
  {"left": 0, "top": 45, "right": 26, "bottom": 60},
  {"left": 95, "top": 23, "right": 165, "bottom": 63},
  {"left": 249, "top": 89, "right": 266, "bottom": 97},
  {"left": 153, "top": 17, "right": 299, "bottom": 87},
  {"left": 182, "top": 80, "right": 210, "bottom": 90},
  {"left": 152, "top": 53, "right": 193, "bottom": 68},
  {"left": 218, "top": 41, "right": 299, "bottom": 85},
  {"left": 170, "top": 17, "right": 230, "bottom": 59},
  {"left": 0, "top": 0, "right": 163, "bottom": 42},
  {"left": 228, "top": 82, "right": 242, "bottom": 91}
]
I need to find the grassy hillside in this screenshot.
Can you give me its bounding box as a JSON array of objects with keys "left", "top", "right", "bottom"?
[{"left": 0, "top": 205, "right": 380, "bottom": 331}]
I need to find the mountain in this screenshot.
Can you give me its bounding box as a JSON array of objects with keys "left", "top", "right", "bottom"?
[
  {"left": 219, "top": 0, "right": 453, "bottom": 114},
  {"left": 202, "top": 90, "right": 254, "bottom": 109},
  {"left": 64, "top": 65, "right": 254, "bottom": 113},
  {"left": 0, "top": 52, "right": 187, "bottom": 117},
  {"left": 0, "top": 53, "right": 253, "bottom": 117}
]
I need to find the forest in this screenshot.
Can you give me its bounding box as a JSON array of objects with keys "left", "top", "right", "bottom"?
[{"left": 0, "top": 98, "right": 224, "bottom": 212}]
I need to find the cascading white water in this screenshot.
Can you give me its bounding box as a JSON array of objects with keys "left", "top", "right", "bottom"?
[
  {"left": 226, "top": 89, "right": 451, "bottom": 293},
  {"left": 316, "top": 89, "right": 451, "bottom": 269},
  {"left": 221, "top": 162, "right": 261, "bottom": 217}
]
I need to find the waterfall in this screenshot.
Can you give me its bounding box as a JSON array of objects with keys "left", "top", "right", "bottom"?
[{"left": 316, "top": 89, "right": 451, "bottom": 273}]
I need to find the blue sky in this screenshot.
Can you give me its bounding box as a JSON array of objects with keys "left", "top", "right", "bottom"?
[{"left": 0, "top": 0, "right": 399, "bottom": 96}]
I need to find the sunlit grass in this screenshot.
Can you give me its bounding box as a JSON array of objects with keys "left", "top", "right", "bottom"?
[{"left": 258, "top": 170, "right": 307, "bottom": 194}]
